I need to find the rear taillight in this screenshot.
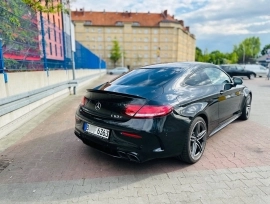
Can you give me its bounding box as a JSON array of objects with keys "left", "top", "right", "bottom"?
[
  {"left": 125, "top": 105, "right": 172, "bottom": 118},
  {"left": 80, "top": 97, "right": 86, "bottom": 106}
]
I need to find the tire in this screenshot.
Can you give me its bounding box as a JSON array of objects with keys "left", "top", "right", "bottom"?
[
  {"left": 109, "top": 72, "right": 113, "bottom": 75},
  {"left": 177, "top": 117, "right": 207, "bottom": 164},
  {"left": 239, "top": 94, "right": 251, "bottom": 120},
  {"left": 248, "top": 74, "right": 255, "bottom": 79}
]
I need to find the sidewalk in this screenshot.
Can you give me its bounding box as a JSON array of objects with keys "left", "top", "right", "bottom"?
[{"left": 0, "top": 76, "right": 269, "bottom": 204}]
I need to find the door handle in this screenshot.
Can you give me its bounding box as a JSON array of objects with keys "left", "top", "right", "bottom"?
[{"left": 220, "top": 90, "right": 224, "bottom": 95}]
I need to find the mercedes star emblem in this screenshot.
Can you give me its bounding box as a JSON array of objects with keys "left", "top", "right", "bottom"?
[{"left": 95, "top": 102, "right": 101, "bottom": 110}]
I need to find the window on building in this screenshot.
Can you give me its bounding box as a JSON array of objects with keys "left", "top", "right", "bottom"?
[
  {"left": 154, "top": 38, "right": 157, "bottom": 42},
  {"left": 144, "top": 46, "right": 148, "bottom": 50},
  {"left": 49, "top": 43, "right": 52, "bottom": 55},
  {"left": 59, "top": 33, "right": 61, "bottom": 43},
  {"left": 165, "top": 38, "right": 168, "bottom": 42},
  {"left": 133, "top": 46, "right": 136, "bottom": 50},
  {"left": 84, "top": 21, "right": 92, "bottom": 25},
  {"left": 98, "top": 36, "right": 102, "bottom": 41},
  {"left": 48, "top": 28, "right": 51, "bottom": 39},
  {"left": 144, "top": 29, "right": 148, "bottom": 34},
  {"left": 115, "top": 21, "right": 123, "bottom": 26},
  {"left": 58, "top": 19, "right": 60, "bottom": 28},
  {"left": 92, "top": 37, "right": 95, "bottom": 41},
  {"left": 144, "top": 54, "right": 148, "bottom": 58},
  {"left": 92, "top": 28, "right": 95, "bottom": 32},
  {"left": 54, "top": 30, "right": 57, "bottom": 42},
  {"left": 133, "top": 38, "right": 136, "bottom": 42},
  {"left": 60, "top": 46, "right": 62, "bottom": 57},
  {"left": 53, "top": 15, "right": 55, "bottom": 26},
  {"left": 98, "top": 28, "right": 102, "bottom": 33},
  {"left": 133, "top": 30, "right": 137, "bottom": 34},
  {"left": 154, "top": 29, "right": 158, "bottom": 34},
  {"left": 132, "top": 22, "right": 140, "bottom": 26},
  {"left": 55, "top": 44, "right": 57, "bottom": 56},
  {"left": 144, "top": 38, "right": 148, "bottom": 42}
]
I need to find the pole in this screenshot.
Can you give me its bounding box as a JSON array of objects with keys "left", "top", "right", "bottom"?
[
  {"left": 0, "top": 38, "right": 8, "bottom": 83},
  {"left": 121, "top": 51, "right": 124, "bottom": 67},
  {"left": 0, "top": 38, "right": 4, "bottom": 74},
  {"left": 40, "top": 12, "right": 49, "bottom": 77},
  {"left": 242, "top": 45, "right": 245, "bottom": 64}
]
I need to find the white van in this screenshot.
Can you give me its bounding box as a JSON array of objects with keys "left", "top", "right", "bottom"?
[{"left": 244, "top": 64, "right": 268, "bottom": 78}]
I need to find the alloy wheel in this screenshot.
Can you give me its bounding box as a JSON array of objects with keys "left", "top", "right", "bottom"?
[
  {"left": 190, "top": 121, "right": 206, "bottom": 160},
  {"left": 246, "top": 95, "right": 251, "bottom": 117}
]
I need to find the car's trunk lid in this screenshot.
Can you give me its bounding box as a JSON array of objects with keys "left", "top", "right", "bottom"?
[{"left": 82, "top": 84, "right": 163, "bottom": 121}]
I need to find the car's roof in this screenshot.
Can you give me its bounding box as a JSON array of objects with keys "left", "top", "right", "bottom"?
[{"left": 141, "top": 62, "right": 217, "bottom": 70}]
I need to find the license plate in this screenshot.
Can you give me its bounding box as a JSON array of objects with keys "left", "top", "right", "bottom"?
[{"left": 83, "top": 123, "right": 110, "bottom": 139}]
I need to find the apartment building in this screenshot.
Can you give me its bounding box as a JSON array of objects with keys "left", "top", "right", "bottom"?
[{"left": 71, "top": 9, "right": 196, "bottom": 68}]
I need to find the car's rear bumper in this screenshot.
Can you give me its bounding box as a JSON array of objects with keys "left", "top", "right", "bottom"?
[{"left": 74, "top": 108, "right": 190, "bottom": 163}]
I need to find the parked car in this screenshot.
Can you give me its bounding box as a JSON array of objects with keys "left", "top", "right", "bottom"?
[
  {"left": 220, "top": 64, "right": 256, "bottom": 79},
  {"left": 243, "top": 64, "right": 268, "bottom": 78},
  {"left": 75, "top": 62, "right": 252, "bottom": 164},
  {"left": 107, "top": 67, "right": 129, "bottom": 75}
]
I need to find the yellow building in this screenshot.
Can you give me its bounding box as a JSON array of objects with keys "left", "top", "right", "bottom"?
[{"left": 71, "top": 9, "right": 196, "bottom": 69}]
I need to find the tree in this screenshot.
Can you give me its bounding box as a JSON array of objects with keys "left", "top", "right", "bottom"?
[
  {"left": 261, "top": 44, "right": 270, "bottom": 56},
  {"left": 195, "top": 47, "right": 204, "bottom": 62},
  {"left": 233, "top": 37, "right": 261, "bottom": 63},
  {"left": 110, "top": 40, "right": 122, "bottom": 67}
]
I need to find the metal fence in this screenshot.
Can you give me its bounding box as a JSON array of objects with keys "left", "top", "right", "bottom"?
[
  {"left": 0, "top": 0, "right": 106, "bottom": 75},
  {"left": 75, "top": 41, "right": 106, "bottom": 69}
]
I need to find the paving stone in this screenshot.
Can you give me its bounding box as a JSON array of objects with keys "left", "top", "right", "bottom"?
[
  {"left": 239, "top": 196, "right": 267, "bottom": 204},
  {"left": 137, "top": 187, "right": 157, "bottom": 196},
  {"left": 173, "top": 184, "right": 195, "bottom": 193},
  {"left": 226, "top": 173, "right": 247, "bottom": 181},
  {"left": 167, "top": 192, "right": 189, "bottom": 203},
  {"left": 258, "top": 178, "right": 270, "bottom": 186},
  {"left": 258, "top": 185, "right": 270, "bottom": 195},
  {"left": 148, "top": 194, "right": 170, "bottom": 204},
  {"left": 155, "top": 184, "right": 176, "bottom": 194},
  {"left": 225, "top": 180, "right": 247, "bottom": 189},
  {"left": 128, "top": 196, "right": 149, "bottom": 204}
]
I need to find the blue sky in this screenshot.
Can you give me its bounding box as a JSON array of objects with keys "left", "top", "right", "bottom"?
[{"left": 71, "top": 0, "right": 270, "bottom": 54}]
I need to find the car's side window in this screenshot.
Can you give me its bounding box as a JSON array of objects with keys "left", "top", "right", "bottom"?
[
  {"left": 203, "top": 68, "right": 232, "bottom": 85},
  {"left": 185, "top": 69, "right": 212, "bottom": 86}
]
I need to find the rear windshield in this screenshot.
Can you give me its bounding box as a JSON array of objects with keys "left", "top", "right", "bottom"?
[{"left": 110, "top": 68, "right": 183, "bottom": 87}]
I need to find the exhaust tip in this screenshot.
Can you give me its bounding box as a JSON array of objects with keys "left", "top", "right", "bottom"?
[
  {"left": 118, "top": 151, "right": 129, "bottom": 160},
  {"left": 127, "top": 153, "right": 140, "bottom": 162}
]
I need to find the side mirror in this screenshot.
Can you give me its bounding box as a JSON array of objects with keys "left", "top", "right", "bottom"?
[{"left": 233, "top": 77, "right": 243, "bottom": 85}]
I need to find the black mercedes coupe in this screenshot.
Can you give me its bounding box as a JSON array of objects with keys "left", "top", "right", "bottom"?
[{"left": 74, "top": 62, "right": 252, "bottom": 164}]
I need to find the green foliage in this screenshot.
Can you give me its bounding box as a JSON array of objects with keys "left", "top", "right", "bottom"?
[
  {"left": 261, "top": 44, "right": 270, "bottom": 56},
  {"left": 110, "top": 39, "right": 122, "bottom": 67},
  {"left": 233, "top": 37, "right": 261, "bottom": 63},
  {"left": 196, "top": 36, "right": 261, "bottom": 65},
  {"left": 21, "top": 0, "right": 66, "bottom": 14}
]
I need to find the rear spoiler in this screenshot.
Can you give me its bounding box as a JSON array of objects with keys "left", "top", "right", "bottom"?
[{"left": 86, "top": 89, "right": 146, "bottom": 99}]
